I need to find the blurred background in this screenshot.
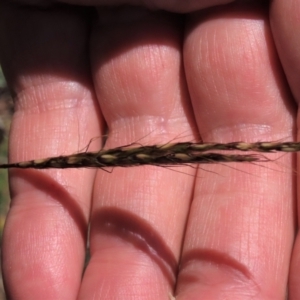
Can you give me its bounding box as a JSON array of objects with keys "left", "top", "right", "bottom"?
[{"left": 0, "top": 65, "right": 13, "bottom": 299}]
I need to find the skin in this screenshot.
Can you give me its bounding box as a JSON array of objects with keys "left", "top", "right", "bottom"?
[{"left": 0, "top": 0, "right": 299, "bottom": 299}]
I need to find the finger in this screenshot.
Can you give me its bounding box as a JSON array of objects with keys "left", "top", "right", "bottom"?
[
  {"left": 270, "top": 0, "right": 300, "bottom": 297},
  {"left": 78, "top": 8, "right": 196, "bottom": 299},
  {"left": 177, "top": 3, "right": 295, "bottom": 299},
  {"left": 0, "top": 4, "right": 103, "bottom": 299}
]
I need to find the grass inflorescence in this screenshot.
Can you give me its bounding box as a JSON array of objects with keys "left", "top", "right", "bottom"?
[{"left": 0, "top": 141, "right": 299, "bottom": 170}]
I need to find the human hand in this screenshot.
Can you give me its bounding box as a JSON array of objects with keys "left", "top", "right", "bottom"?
[{"left": 0, "top": 1, "right": 299, "bottom": 299}]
